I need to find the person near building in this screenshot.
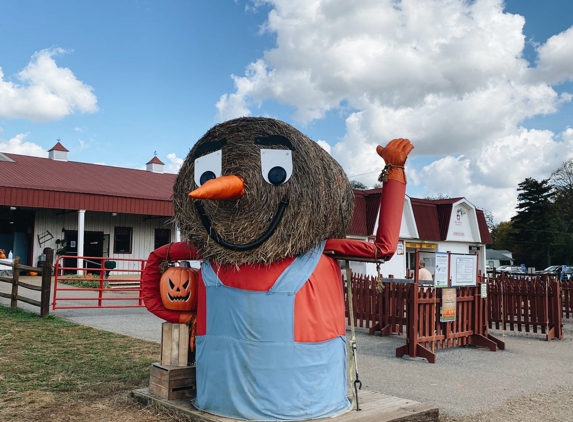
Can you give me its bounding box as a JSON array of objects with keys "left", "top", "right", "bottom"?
[{"left": 418, "top": 260, "right": 433, "bottom": 281}]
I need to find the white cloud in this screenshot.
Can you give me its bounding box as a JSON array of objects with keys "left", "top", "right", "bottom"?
[
  {"left": 0, "top": 48, "right": 98, "bottom": 122},
  {"left": 165, "top": 152, "right": 184, "bottom": 174},
  {"left": 316, "top": 139, "right": 331, "bottom": 153},
  {"left": 0, "top": 133, "right": 48, "bottom": 157},
  {"left": 215, "top": 0, "right": 573, "bottom": 224},
  {"left": 530, "top": 26, "right": 573, "bottom": 85}
]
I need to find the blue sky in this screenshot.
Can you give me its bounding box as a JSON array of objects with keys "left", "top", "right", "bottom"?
[{"left": 1, "top": 0, "right": 573, "bottom": 224}]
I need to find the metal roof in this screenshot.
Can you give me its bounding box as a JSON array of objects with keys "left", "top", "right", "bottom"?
[
  {"left": 0, "top": 152, "right": 176, "bottom": 216},
  {"left": 349, "top": 190, "right": 492, "bottom": 244}
]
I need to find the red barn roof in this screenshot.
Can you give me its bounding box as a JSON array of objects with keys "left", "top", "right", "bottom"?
[
  {"left": 349, "top": 190, "right": 492, "bottom": 244},
  {"left": 0, "top": 152, "right": 176, "bottom": 216},
  {"left": 146, "top": 156, "right": 164, "bottom": 165},
  {"left": 49, "top": 142, "right": 69, "bottom": 152}
]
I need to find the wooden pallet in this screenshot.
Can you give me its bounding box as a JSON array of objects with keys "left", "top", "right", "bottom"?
[
  {"left": 132, "top": 388, "right": 439, "bottom": 422},
  {"left": 148, "top": 363, "right": 196, "bottom": 400}
]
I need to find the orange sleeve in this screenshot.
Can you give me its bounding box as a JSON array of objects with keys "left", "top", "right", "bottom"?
[
  {"left": 141, "top": 242, "right": 201, "bottom": 323},
  {"left": 325, "top": 179, "right": 406, "bottom": 261}
]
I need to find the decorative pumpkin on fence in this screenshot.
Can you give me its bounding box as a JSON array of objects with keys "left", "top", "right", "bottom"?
[{"left": 160, "top": 266, "right": 198, "bottom": 311}]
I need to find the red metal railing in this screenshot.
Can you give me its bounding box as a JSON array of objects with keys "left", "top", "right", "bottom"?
[{"left": 52, "top": 255, "right": 146, "bottom": 309}]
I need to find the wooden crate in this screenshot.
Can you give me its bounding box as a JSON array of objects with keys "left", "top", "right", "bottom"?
[
  {"left": 161, "top": 322, "right": 190, "bottom": 366},
  {"left": 149, "top": 363, "right": 196, "bottom": 400}
]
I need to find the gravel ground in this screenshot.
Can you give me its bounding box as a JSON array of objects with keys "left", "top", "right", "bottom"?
[
  {"left": 352, "top": 318, "right": 573, "bottom": 421},
  {"left": 3, "top": 279, "right": 573, "bottom": 421}
]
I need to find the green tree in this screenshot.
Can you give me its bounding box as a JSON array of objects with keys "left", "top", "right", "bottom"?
[
  {"left": 350, "top": 180, "right": 368, "bottom": 189},
  {"left": 490, "top": 221, "right": 515, "bottom": 251},
  {"left": 549, "top": 159, "right": 573, "bottom": 263},
  {"left": 425, "top": 193, "right": 450, "bottom": 200},
  {"left": 510, "top": 178, "right": 556, "bottom": 268}
]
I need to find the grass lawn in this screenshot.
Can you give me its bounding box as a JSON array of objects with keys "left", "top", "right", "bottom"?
[{"left": 0, "top": 306, "right": 190, "bottom": 421}]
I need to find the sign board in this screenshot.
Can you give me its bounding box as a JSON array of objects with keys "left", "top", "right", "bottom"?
[
  {"left": 405, "top": 242, "right": 437, "bottom": 249},
  {"left": 469, "top": 245, "right": 479, "bottom": 251},
  {"left": 450, "top": 254, "right": 477, "bottom": 287},
  {"left": 440, "top": 288, "right": 457, "bottom": 322},
  {"left": 434, "top": 252, "right": 449, "bottom": 288},
  {"left": 396, "top": 240, "right": 404, "bottom": 255},
  {"left": 481, "top": 283, "right": 487, "bottom": 298}
]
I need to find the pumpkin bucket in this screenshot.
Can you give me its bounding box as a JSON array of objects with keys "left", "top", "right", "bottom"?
[{"left": 160, "top": 266, "right": 199, "bottom": 311}]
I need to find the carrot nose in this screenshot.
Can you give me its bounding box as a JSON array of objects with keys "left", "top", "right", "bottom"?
[{"left": 189, "top": 175, "right": 245, "bottom": 201}]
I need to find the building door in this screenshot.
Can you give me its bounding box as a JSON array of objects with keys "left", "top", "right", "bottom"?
[{"left": 63, "top": 230, "right": 104, "bottom": 272}]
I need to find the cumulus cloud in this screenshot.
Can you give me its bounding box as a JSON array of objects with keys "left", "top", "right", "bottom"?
[
  {"left": 165, "top": 152, "right": 184, "bottom": 174},
  {"left": 216, "top": 0, "right": 573, "bottom": 223},
  {"left": 316, "top": 139, "right": 331, "bottom": 153},
  {"left": 530, "top": 26, "right": 573, "bottom": 85},
  {"left": 0, "top": 48, "right": 98, "bottom": 122},
  {"left": 0, "top": 133, "right": 48, "bottom": 157}
]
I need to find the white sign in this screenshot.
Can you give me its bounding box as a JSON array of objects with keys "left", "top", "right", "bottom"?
[
  {"left": 396, "top": 240, "right": 404, "bottom": 255},
  {"left": 450, "top": 254, "right": 477, "bottom": 287},
  {"left": 434, "top": 252, "right": 449, "bottom": 288}
]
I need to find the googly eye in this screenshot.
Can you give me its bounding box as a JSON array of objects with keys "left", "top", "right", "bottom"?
[
  {"left": 194, "top": 150, "right": 222, "bottom": 186},
  {"left": 200, "top": 171, "right": 216, "bottom": 185},
  {"left": 268, "top": 166, "right": 287, "bottom": 185},
  {"left": 260, "top": 149, "right": 292, "bottom": 185}
]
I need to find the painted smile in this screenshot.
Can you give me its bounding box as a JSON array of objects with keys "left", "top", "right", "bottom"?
[{"left": 194, "top": 198, "right": 289, "bottom": 251}]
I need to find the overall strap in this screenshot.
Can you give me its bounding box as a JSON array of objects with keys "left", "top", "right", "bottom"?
[
  {"left": 269, "top": 241, "right": 326, "bottom": 294},
  {"left": 201, "top": 241, "right": 326, "bottom": 293}
]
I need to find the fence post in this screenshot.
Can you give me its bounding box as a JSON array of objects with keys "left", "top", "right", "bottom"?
[
  {"left": 10, "top": 257, "right": 20, "bottom": 309},
  {"left": 40, "top": 261, "right": 52, "bottom": 317},
  {"left": 550, "top": 279, "right": 563, "bottom": 340}
]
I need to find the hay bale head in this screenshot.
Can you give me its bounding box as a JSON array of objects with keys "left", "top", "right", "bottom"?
[{"left": 173, "top": 117, "right": 354, "bottom": 266}]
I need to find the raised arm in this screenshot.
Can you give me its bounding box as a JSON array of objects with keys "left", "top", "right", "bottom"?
[{"left": 325, "top": 138, "right": 413, "bottom": 261}]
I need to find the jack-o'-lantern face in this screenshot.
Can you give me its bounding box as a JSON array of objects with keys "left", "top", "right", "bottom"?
[{"left": 160, "top": 267, "right": 198, "bottom": 311}]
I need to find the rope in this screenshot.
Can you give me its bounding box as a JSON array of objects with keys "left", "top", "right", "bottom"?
[
  {"left": 378, "top": 164, "right": 405, "bottom": 183},
  {"left": 345, "top": 261, "right": 361, "bottom": 411}
]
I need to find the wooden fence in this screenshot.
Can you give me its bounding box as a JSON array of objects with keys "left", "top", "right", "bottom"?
[
  {"left": 343, "top": 273, "right": 504, "bottom": 363},
  {"left": 0, "top": 257, "right": 52, "bottom": 317},
  {"left": 487, "top": 275, "right": 563, "bottom": 341},
  {"left": 563, "top": 280, "right": 573, "bottom": 319}
]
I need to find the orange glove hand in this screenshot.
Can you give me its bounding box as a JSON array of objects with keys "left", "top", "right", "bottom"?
[
  {"left": 376, "top": 138, "right": 414, "bottom": 184},
  {"left": 179, "top": 312, "right": 195, "bottom": 324}
]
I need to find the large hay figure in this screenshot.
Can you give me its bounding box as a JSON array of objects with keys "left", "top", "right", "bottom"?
[{"left": 142, "top": 117, "right": 413, "bottom": 420}]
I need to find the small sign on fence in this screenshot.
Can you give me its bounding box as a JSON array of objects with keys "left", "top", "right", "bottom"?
[
  {"left": 440, "top": 288, "right": 457, "bottom": 322},
  {"left": 481, "top": 283, "right": 487, "bottom": 298}
]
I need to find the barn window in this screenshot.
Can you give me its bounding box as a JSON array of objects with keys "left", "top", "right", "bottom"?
[
  {"left": 114, "top": 227, "right": 133, "bottom": 254},
  {"left": 155, "top": 229, "right": 171, "bottom": 249}
]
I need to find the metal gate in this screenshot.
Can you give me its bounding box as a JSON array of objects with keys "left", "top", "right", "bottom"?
[{"left": 52, "top": 254, "right": 146, "bottom": 309}]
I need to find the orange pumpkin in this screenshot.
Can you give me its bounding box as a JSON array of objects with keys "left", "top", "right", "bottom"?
[{"left": 160, "top": 267, "right": 198, "bottom": 311}]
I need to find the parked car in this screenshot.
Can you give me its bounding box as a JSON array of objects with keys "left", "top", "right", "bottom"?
[
  {"left": 535, "top": 265, "right": 573, "bottom": 280},
  {"left": 495, "top": 265, "right": 526, "bottom": 275}
]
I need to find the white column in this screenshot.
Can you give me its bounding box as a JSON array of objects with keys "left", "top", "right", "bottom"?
[
  {"left": 77, "top": 210, "right": 86, "bottom": 275},
  {"left": 175, "top": 226, "right": 181, "bottom": 242}
]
